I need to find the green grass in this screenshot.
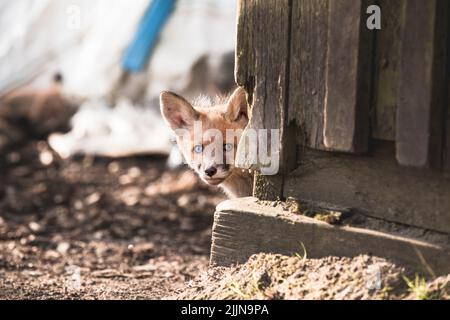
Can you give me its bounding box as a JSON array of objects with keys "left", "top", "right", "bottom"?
[
  {"left": 402, "top": 274, "right": 438, "bottom": 300},
  {"left": 294, "top": 242, "right": 307, "bottom": 262}
]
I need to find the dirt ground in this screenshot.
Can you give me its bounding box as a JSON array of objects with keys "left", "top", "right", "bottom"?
[
  {"left": 1, "top": 140, "right": 449, "bottom": 300},
  {"left": 175, "top": 254, "right": 450, "bottom": 300},
  {"left": 0, "top": 140, "right": 224, "bottom": 299}
]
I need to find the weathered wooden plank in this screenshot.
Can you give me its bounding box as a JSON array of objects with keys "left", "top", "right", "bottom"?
[
  {"left": 396, "top": 0, "right": 449, "bottom": 168},
  {"left": 235, "top": 0, "right": 295, "bottom": 199},
  {"left": 235, "top": 0, "right": 255, "bottom": 93},
  {"left": 323, "top": 0, "right": 373, "bottom": 153},
  {"left": 211, "top": 197, "right": 450, "bottom": 275},
  {"left": 371, "top": 0, "right": 405, "bottom": 141},
  {"left": 236, "top": 0, "right": 290, "bottom": 141},
  {"left": 441, "top": 7, "right": 450, "bottom": 176},
  {"left": 283, "top": 144, "right": 450, "bottom": 234},
  {"left": 446, "top": 84, "right": 450, "bottom": 176},
  {"left": 288, "top": 0, "right": 329, "bottom": 150}
]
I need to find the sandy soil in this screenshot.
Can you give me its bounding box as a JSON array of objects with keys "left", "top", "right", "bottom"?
[
  {"left": 0, "top": 140, "right": 224, "bottom": 299},
  {"left": 1, "top": 140, "right": 448, "bottom": 300},
  {"left": 174, "top": 253, "right": 450, "bottom": 300}
]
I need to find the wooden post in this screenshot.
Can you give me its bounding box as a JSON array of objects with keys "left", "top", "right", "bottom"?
[
  {"left": 442, "top": 5, "right": 450, "bottom": 176},
  {"left": 445, "top": 100, "right": 450, "bottom": 176},
  {"left": 235, "top": 0, "right": 296, "bottom": 200},
  {"left": 288, "top": 0, "right": 329, "bottom": 150},
  {"left": 323, "top": 0, "right": 373, "bottom": 153},
  {"left": 396, "top": 0, "right": 449, "bottom": 168},
  {"left": 371, "top": 0, "right": 405, "bottom": 141}
]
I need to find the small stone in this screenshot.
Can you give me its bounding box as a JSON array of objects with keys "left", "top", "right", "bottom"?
[
  {"left": 57, "top": 242, "right": 70, "bottom": 254},
  {"left": 93, "top": 231, "right": 103, "bottom": 240},
  {"left": 39, "top": 150, "right": 54, "bottom": 166},
  {"left": 119, "top": 174, "right": 133, "bottom": 185},
  {"left": 29, "top": 222, "right": 41, "bottom": 232},
  {"left": 108, "top": 162, "right": 120, "bottom": 173},
  {"left": 177, "top": 195, "right": 190, "bottom": 207},
  {"left": 74, "top": 200, "right": 83, "bottom": 210},
  {"left": 128, "top": 167, "right": 141, "bottom": 179},
  {"left": 75, "top": 212, "right": 86, "bottom": 221},
  {"left": 85, "top": 192, "right": 101, "bottom": 205},
  {"left": 120, "top": 187, "right": 141, "bottom": 206},
  {"left": 45, "top": 250, "right": 60, "bottom": 260}
]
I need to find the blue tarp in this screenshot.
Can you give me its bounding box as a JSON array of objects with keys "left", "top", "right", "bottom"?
[{"left": 122, "top": 0, "right": 177, "bottom": 73}]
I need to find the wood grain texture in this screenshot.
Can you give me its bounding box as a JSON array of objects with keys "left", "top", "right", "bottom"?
[
  {"left": 446, "top": 81, "right": 450, "bottom": 176},
  {"left": 235, "top": 0, "right": 296, "bottom": 198},
  {"left": 441, "top": 4, "right": 450, "bottom": 176},
  {"left": 323, "top": 0, "right": 373, "bottom": 153},
  {"left": 288, "top": 0, "right": 329, "bottom": 150},
  {"left": 371, "top": 0, "right": 405, "bottom": 141},
  {"left": 396, "top": 0, "right": 449, "bottom": 168},
  {"left": 283, "top": 145, "right": 450, "bottom": 234},
  {"left": 211, "top": 197, "right": 450, "bottom": 275},
  {"left": 235, "top": 0, "right": 290, "bottom": 141}
]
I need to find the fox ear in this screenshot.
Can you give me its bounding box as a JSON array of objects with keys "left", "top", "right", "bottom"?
[
  {"left": 225, "top": 87, "right": 248, "bottom": 123},
  {"left": 160, "top": 91, "right": 198, "bottom": 131}
]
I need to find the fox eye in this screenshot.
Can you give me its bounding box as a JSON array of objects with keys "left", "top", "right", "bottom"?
[
  {"left": 224, "top": 143, "right": 233, "bottom": 152},
  {"left": 194, "top": 144, "right": 203, "bottom": 153}
]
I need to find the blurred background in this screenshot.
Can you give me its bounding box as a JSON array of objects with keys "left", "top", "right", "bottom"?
[
  {"left": 0, "top": 0, "right": 237, "bottom": 299},
  {"left": 0, "top": 0, "right": 237, "bottom": 158}
]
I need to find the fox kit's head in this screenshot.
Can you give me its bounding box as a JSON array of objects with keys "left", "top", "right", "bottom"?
[{"left": 160, "top": 87, "right": 248, "bottom": 186}]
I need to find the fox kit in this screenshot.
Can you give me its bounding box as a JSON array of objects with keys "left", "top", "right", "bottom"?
[{"left": 160, "top": 87, "right": 253, "bottom": 198}]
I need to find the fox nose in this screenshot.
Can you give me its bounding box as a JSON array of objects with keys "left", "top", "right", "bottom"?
[{"left": 204, "top": 166, "right": 217, "bottom": 177}]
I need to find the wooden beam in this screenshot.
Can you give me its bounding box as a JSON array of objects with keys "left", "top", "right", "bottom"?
[
  {"left": 235, "top": 0, "right": 291, "bottom": 142},
  {"left": 283, "top": 145, "right": 450, "bottom": 234},
  {"left": 211, "top": 197, "right": 450, "bottom": 275},
  {"left": 371, "top": 0, "right": 405, "bottom": 141},
  {"left": 235, "top": 0, "right": 295, "bottom": 199},
  {"left": 288, "top": 0, "right": 329, "bottom": 150},
  {"left": 445, "top": 82, "right": 450, "bottom": 176},
  {"left": 396, "top": 0, "right": 449, "bottom": 168},
  {"left": 323, "top": 0, "right": 373, "bottom": 153},
  {"left": 442, "top": 5, "right": 450, "bottom": 176}
]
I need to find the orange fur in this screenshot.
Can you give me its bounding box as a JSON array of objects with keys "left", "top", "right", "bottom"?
[{"left": 160, "top": 87, "right": 252, "bottom": 198}]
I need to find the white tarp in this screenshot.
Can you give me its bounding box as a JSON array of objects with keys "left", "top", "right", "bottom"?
[
  {"left": 48, "top": 98, "right": 173, "bottom": 158},
  {"left": 0, "top": 0, "right": 237, "bottom": 159},
  {"left": 0, "top": 0, "right": 150, "bottom": 96},
  {"left": 0, "top": 0, "right": 237, "bottom": 99}
]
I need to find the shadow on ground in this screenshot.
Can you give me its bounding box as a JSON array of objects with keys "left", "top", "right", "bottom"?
[{"left": 0, "top": 140, "right": 225, "bottom": 299}]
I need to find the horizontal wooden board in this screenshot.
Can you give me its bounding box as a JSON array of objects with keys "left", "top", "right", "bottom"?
[
  {"left": 283, "top": 145, "right": 450, "bottom": 234},
  {"left": 211, "top": 197, "right": 450, "bottom": 275}
]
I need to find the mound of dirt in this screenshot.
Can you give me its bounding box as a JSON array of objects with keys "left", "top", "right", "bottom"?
[{"left": 174, "top": 253, "right": 450, "bottom": 300}]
